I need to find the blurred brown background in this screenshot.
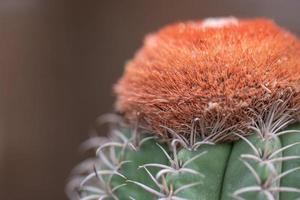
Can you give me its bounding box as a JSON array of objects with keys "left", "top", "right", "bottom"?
[{"left": 0, "top": 0, "right": 299, "bottom": 199}]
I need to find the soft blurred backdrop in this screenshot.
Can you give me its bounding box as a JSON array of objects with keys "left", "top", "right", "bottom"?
[{"left": 0, "top": 0, "right": 299, "bottom": 199}]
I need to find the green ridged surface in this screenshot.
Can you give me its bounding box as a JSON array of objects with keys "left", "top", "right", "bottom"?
[
  {"left": 112, "top": 138, "right": 169, "bottom": 200},
  {"left": 166, "top": 144, "right": 231, "bottom": 200},
  {"left": 221, "top": 134, "right": 282, "bottom": 200},
  {"left": 280, "top": 123, "right": 300, "bottom": 200},
  {"left": 75, "top": 123, "right": 300, "bottom": 200}
]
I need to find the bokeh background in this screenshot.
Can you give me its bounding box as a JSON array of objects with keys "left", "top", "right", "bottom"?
[{"left": 0, "top": 0, "right": 299, "bottom": 199}]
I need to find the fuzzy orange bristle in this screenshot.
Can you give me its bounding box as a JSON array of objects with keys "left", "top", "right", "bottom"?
[{"left": 114, "top": 17, "right": 300, "bottom": 141}]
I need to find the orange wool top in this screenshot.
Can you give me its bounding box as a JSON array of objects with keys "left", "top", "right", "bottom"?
[{"left": 114, "top": 18, "right": 300, "bottom": 141}]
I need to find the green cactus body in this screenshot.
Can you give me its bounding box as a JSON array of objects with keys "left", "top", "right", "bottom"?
[
  {"left": 68, "top": 121, "right": 300, "bottom": 200},
  {"left": 221, "top": 135, "right": 282, "bottom": 200},
  {"left": 280, "top": 124, "right": 300, "bottom": 200},
  {"left": 111, "top": 136, "right": 169, "bottom": 200},
  {"left": 166, "top": 144, "right": 232, "bottom": 200}
]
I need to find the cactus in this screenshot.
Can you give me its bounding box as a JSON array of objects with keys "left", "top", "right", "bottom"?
[{"left": 67, "top": 18, "right": 300, "bottom": 200}]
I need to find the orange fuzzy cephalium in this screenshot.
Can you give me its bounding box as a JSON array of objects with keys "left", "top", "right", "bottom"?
[{"left": 114, "top": 18, "right": 300, "bottom": 142}]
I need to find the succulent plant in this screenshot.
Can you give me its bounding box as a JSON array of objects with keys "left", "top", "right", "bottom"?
[{"left": 67, "top": 18, "right": 300, "bottom": 200}]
